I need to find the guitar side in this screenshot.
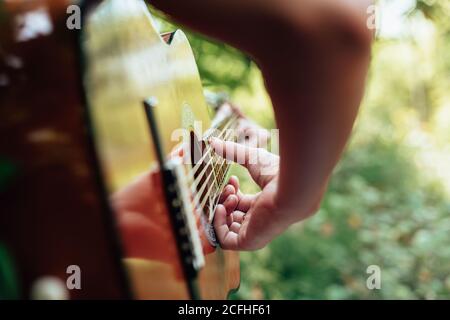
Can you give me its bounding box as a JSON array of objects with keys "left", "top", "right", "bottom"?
[{"left": 0, "top": 0, "right": 128, "bottom": 299}]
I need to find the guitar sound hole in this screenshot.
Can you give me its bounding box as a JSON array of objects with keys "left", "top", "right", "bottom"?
[{"left": 190, "top": 131, "right": 213, "bottom": 218}]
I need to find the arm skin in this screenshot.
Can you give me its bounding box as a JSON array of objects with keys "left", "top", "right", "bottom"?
[{"left": 150, "top": 0, "right": 373, "bottom": 249}]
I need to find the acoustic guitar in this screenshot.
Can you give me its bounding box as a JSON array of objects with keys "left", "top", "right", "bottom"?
[
  {"left": 83, "top": 0, "right": 240, "bottom": 299},
  {"left": 0, "top": 0, "right": 239, "bottom": 299}
]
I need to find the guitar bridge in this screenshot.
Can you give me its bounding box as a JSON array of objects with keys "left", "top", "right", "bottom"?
[{"left": 162, "top": 159, "right": 205, "bottom": 279}]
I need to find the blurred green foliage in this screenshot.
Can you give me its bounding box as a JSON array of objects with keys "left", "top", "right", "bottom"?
[{"left": 153, "top": 1, "right": 450, "bottom": 299}]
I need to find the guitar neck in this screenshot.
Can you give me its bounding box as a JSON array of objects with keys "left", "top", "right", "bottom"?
[
  {"left": 194, "top": 109, "right": 240, "bottom": 223},
  {"left": 207, "top": 120, "right": 237, "bottom": 211}
]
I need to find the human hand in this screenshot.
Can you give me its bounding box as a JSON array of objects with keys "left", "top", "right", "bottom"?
[{"left": 210, "top": 138, "right": 289, "bottom": 250}]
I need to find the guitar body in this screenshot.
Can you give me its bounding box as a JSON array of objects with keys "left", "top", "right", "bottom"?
[
  {"left": 82, "top": 0, "right": 239, "bottom": 299},
  {"left": 0, "top": 0, "right": 239, "bottom": 299}
]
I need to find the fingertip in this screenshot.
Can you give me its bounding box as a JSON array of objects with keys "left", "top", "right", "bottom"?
[
  {"left": 228, "top": 176, "right": 240, "bottom": 194},
  {"left": 217, "top": 203, "right": 226, "bottom": 214},
  {"left": 230, "top": 222, "right": 241, "bottom": 233},
  {"left": 219, "top": 185, "right": 236, "bottom": 203},
  {"left": 213, "top": 204, "right": 227, "bottom": 226},
  {"left": 224, "top": 194, "right": 238, "bottom": 213},
  {"left": 232, "top": 211, "right": 245, "bottom": 224},
  {"left": 229, "top": 175, "right": 239, "bottom": 186},
  {"left": 225, "top": 184, "right": 236, "bottom": 195}
]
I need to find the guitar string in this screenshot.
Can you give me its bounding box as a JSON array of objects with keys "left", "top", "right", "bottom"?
[
  {"left": 188, "top": 128, "right": 235, "bottom": 208},
  {"left": 185, "top": 117, "right": 237, "bottom": 190},
  {"left": 186, "top": 115, "right": 237, "bottom": 182},
  {"left": 187, "top": 129, "right": 237, "bottom": 219},
  {"left": 197, "top": 154, "right": 232, "bottom": 212},
  {"left": 187, "top": 115, "right": 235, "bottom": 178},
  {"left": 189, "top": 127, "right": 234, "bottom": 192},
  {"left": 173, "top": 115, "right": 238, "bottom": 218}
]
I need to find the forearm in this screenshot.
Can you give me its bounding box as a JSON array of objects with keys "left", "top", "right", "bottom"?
[
  {"left": 150, "top": 0, "right": 371, "bottom": 57},
  {"left": 265, "top": 50, "right": 370, "bottom": 221},
  {"left": 150, "top": 0, "right": 285, "bottom": 56},
  {"left": 257, "top": 2, "right": 372, "bottom": 219}
]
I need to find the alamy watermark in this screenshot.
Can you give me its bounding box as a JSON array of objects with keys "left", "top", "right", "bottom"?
[
  {"left": 66, "top": 264, "right": 82, "bottom": 290},
  {"left": 62, "top": 4, "right": 380, "bottom": 32},
  {"left": 170, "top": 122, "right": 280, "bottom": 177},
  {"left": 366, "top": 265, "right": 382, "bottom": 290},
  {"left": 66, "top": 5, "right": 81, "bottom": 30}
]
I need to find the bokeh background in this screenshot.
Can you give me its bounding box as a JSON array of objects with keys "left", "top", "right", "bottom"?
[{"left": 154, "top": 0, "right": 450, "bottom": 299}]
